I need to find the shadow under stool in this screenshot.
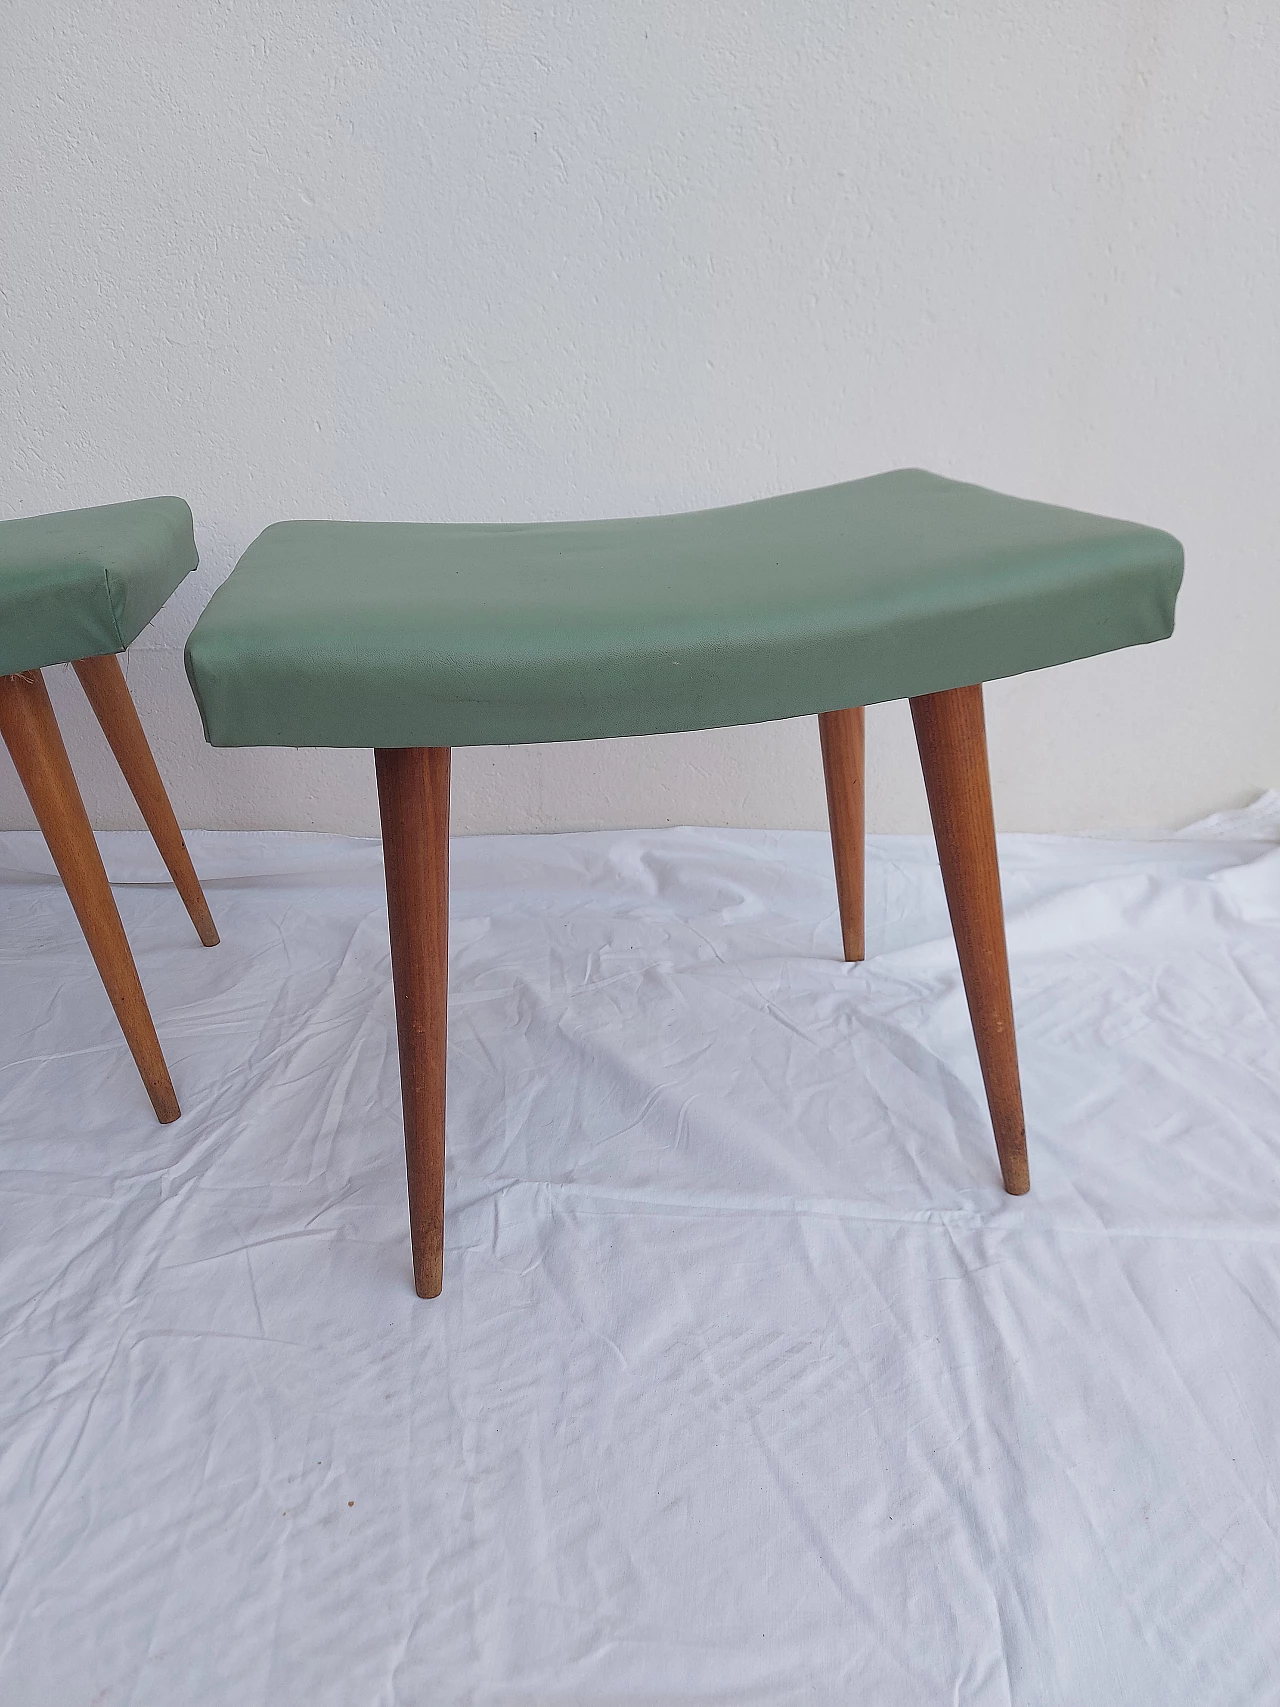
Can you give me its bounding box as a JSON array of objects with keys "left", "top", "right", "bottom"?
[
  {"left": 185, "top": 468, "right": 1183, "bottom": 1296},
  {"left": 0, "top": 498, "right": 217, "bottom": 1122}
]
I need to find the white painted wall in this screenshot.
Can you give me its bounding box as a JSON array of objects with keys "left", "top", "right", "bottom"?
[{"left": 2, "top": 3, "right": 1276, "bottom": 837}]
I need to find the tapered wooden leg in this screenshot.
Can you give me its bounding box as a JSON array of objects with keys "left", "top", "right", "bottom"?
[
  {"left": 909, "top": 684, "right": 1029, "bottom": 1195},
  {"left": 818, "top": 706, "right": 865, "bottom": 962},
  {"left": 72, "top": 653, "right": 219, "bottom": 947},
  {"left": 375, "top": 747, "right": 451, "bottom": 1298},
  {"left": 0, "top": 669, "right": 180, "bottom": 1123}
]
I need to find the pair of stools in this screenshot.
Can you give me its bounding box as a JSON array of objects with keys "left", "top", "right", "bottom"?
[{"left": 1, "top": 471, "right": 1182, "bottom": 1296}]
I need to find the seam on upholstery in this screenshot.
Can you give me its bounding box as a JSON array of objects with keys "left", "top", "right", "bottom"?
[{"left": 102, "top": 562, "right": 127, "bottom": 654}]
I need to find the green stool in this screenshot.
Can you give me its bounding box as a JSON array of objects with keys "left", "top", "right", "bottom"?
[
  {"left": 185, "top": 469, "right": 1182, "bottom": 1296},
  {"left": 0, "top": 498, "right": 218, "bottom": 1123}
]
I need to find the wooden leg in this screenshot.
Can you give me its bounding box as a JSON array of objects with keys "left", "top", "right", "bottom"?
[
  {"left": 375, "top": 747, "right": 451, "bottom": 1299},
  {"left": 818, "top": 706, "right": 865, "bottom": 962},
  {"left": 0, "top": 669, "right": 180, "bottom": 1123},
  {"left": 71, "top": 653, "right": 219, "bottom": 947},
  {"left": 909, "top": 684, "right": 1029, "bottom": 1195}
]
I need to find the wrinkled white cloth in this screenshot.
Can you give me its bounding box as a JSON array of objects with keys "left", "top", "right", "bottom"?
[{"left": 2, "top": 814, "right": 1280, "bottom": 1704}]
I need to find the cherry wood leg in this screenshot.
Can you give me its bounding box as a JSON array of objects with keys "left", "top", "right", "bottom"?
[
  {"left": 0, "top": 669, "right": 180, "bottom": 1123},
  {"left": 909, "top": 684, "right": 1029, "bottom": 1195},
  {"left": 818, "top": 706, "right": 865, "bottom": 962},
  {"left": 375, "top": 746, "right": 451, "bottom": 1298},
  {"left": 72, "top": 653, "right": 219, "bottom": 947}
]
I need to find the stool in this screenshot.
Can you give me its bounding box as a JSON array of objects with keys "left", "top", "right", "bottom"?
[
  {"left": 185, "top": 468, "right": 1182, "bottom": 1295},
  {"left": 0, "top": 497, "right": 218, "bottom": 1122}
]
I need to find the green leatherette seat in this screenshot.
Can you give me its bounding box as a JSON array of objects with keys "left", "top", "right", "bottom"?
[
  {"left": 184, "top": 469, "right": 1182, "bottom": 750},
  {"left": 0, "top": 498, "right": 199, "bottom": 677}
]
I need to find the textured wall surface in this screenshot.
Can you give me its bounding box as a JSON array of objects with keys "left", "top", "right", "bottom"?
[{"left": 2, "top": 2, "right": 1276, "bottom": 834}]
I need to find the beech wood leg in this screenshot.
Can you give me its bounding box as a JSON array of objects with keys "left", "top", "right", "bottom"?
[
  {"left": 909, "top": 684, "right": 1029, "bottom": 1194},
  {"left": 72, "top": 653, "right": 219, "bottom": 947},
  {"left": 375, "top": 746, "right": 451, "bottom": 1298},
  {"left": 818, "top": 706, "right": 865, "bottom": 962},
  {"left": 0, "top": 669, "right": 180, "bottom": 1123}
]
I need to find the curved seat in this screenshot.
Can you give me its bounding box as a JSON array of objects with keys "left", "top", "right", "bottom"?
[
  {"left": 0, "top": 497, "right": 198, "bottom": 678},
  {"left": 183, "top": 469, "right": 1182, "bottom": 751}
]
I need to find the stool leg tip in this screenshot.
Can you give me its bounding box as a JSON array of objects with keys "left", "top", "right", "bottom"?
[
  {"left": 1002, "top": 1163, "right": 1031, "bottom": 1196},
  {"left": 190, "top": 901, "right": 220, "bottom": 947}
]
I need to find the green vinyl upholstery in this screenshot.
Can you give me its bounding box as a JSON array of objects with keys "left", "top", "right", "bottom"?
[
  {"left": 184, "top": 469, "right": 1182, "bottom": 750},
  {"left": 0, "top": 498, "right": 199, "bottom": 677}
]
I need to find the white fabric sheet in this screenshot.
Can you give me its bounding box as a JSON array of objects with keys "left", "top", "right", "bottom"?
[{"left": 3, "top": 813, "right": 1280, "bottom": 1703}]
